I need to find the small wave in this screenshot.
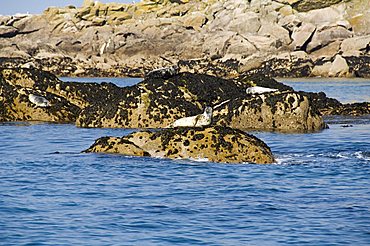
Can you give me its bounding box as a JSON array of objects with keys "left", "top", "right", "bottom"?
[
  {"left": 355, "top": 151, "right": 370, "bottom": 161},
  {"left": 274, "top": 150, "right": 368, "bottom": 164},
  {"left": 188, "top": 157, "right": 210, "bottom": 163}
]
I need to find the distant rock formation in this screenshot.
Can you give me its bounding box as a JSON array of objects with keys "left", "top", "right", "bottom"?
[
  {"left": 84, "top": 126, "right": 276, "bottom": 164},
  {"left": 0, "top": 0, "right": 369, "bottom": 77}
]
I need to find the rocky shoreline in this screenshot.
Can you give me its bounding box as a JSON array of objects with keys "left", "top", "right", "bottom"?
[
  {"left": 1, "top": 0, "right": 370, "bottom": 163},
  {"left": 1, "top": 66, "right": 369, "bottom": 163},
  {"left": 0, "top": 0, "right": 370, "bottom": 78}
]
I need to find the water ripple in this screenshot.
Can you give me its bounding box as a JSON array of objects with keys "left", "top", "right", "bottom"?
[{"left": 1, "top": 117, "right": 370, "bottom": 245}]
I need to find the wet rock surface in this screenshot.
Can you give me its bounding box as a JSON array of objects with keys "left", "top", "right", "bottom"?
[{"left": 84, "top": 126, "right": 275, "bottom": 164}]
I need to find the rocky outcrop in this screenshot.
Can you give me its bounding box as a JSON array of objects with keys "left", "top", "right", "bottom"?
[
  {"left": 0, "top": 0, "right": 369, "bottom": 78},
  {"left": 301, "top": 91, "right": 370, "bottom": 116},
  {"left": 0, "top": 70, "right": 80, "bottom": 122},
  {"left": 75, "top": 71, "right": 325, "bottom": 132},
  {"left": 1, "top": 67, "right": 366, "bottom": 131},
  {"left": 84, "top": 126, "right": 275, "bottom": 164},
  {"left": 214, "top": 91, "right": 326, "bottom": 132}
]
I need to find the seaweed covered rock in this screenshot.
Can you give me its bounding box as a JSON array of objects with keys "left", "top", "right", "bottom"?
[
  {"left": 84, "top": 126, "right": 275, "bottom": 164},
  {"left": 0, "top": 74, "right": 80, "bottom": 122},
  {"left": 324, "top": 102, "right": 370, "bottom": 116},
  {"left": 76, "top": 72, "right": 249, "bottom": 128},
  {"left": 300, "top": 91, "right": 370, "bottom": 116},
  {"left": 0, "top": 67, "right": 124, "bottom": 108},
  {"left": 214, "top": 91, "right": 326, "bottom": 132},
  {"left": 1, "top": 67, "right": 328, "bottom": 132}
]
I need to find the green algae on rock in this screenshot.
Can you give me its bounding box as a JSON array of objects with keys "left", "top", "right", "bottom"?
[{"left": 84, "top": 126, "right": 275, "bottom": 164}]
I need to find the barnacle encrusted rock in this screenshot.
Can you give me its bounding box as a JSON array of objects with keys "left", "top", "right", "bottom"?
[
  {"left": 84, "top": 126, "right": 275, "bottom": 164},
  {"left": 214, "top": 91, "right": 326, "bottom": 132}
]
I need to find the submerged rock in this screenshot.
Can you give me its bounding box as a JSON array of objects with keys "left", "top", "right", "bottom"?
[{"left": 84, "top": 126, "right": 275, "bottom": 164}]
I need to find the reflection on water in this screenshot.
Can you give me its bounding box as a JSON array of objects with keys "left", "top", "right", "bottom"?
[{"left": 278, "top": 77, "right": 370, "bottom": 103}]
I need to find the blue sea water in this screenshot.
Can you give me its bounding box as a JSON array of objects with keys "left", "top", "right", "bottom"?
[{"left": 0, "top": 78, "right": 370, "bottom": 245}]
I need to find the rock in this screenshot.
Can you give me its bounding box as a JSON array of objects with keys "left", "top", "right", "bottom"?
[
  {"left": 328, "top": 54, "right": 349, "bottom": 76},
  {"left": 0, "top": 74, "right": 80, "bottom": 123},
  {"left": 228, "top": 12, "right": 261, "bottom": 35},
  {"left": 224, "top": 35, "right": 257, "bottom": 57},
  {"left": 345, "top": 56, "right": 370, "bottom": 77},
  {"left": 310, "top": 40, "right": 341, "bottom": 59},
  {"left": 311, "top": 61, "right": 332, "bottom": 77},
  {"left": 244, "top": 56, "right": 314, "bottom": 78},
  {"left": 345, "top": 0, "right": 370, "bottom": 35},
  {"left": 0, "top": 0, "right": 368, "bottom": 78},
  {"left": 145, "top": 65, "right": 179, "bottom": 79},
  {"left": 0, "top": 26, "right": 19, "bottom": 38},
  {"left": 202, "top": 31, "right": 234, "bottom": 58},
  {"left": 107, "top": 12, "right": 132, "bottom": 25},
  {"left": 183, "top": 12, "right": 207, "bottom": 31},
  {"left": 258, "top": 23, "right": 291, "bottom": 45},
  {"left": 301, "top": 91, "right": 370, "bottom": 116},
  {"left": 84, "top": 126, "right": 275, "bottom": 164},
  {"left": 298, "top": 6, "right": 343, "bottom": 26},
  {"left": 76, "top": 72, "right": 247, "bottom": 128},
  {"left": 214, "top": 91, "right": 325, "bottom": 132},
  {"left": 291, "top": 23, "right": 316, "bottom": 50},
  {"left": 299, "top": 91, "right": 341, "bottom": 115},
  {"left": 278, "top": 14, "right": 301, "bottom": 33},
  {"left": 341, "top": 35, "right": 370, "bottom": 56},
  {"left": 325, "top": 102, "right": 370, "bottom": 116},
  {"left": 290, "top": 0, "right": 344, "bottom": 12},
  {"left": 306, "top": 26, "right": 352, "bottom": 52}
]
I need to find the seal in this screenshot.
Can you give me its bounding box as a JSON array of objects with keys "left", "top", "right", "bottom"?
[
  {"left": 145, "top": 65, "right": 179, "bottom": 79},
  {"left": 246, "top": 86, "right": 278, "bottom": 94},
  {"left": 169, "top": 106, "right": 212, "bottom": 128},
  {"left": 28, "top": 94, "right": 51, "bottom": 107}
]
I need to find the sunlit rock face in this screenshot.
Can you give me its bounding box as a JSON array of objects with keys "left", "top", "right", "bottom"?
[
  {"left": 0, "top": 0, "right": 369, "bottom": 78},
  {"left": 84, "top": 126, "right": 276, "bottom": 164}
]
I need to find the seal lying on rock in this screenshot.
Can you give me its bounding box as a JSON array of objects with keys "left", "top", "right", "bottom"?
[
  {"left": 246, "top": 86, "right": 278, "bottom": 94},
  {"left": 169, "top": 106, "right": 212, "bottom": 128},
  {"left": 84, "top": 126, "right": 275, "bottom": 164},
  {"left": 145, "top": 65, "right": 179, "bottom": 79},
  {"left": 28, "top": 94, "right": 51, "bottom": 107}
]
